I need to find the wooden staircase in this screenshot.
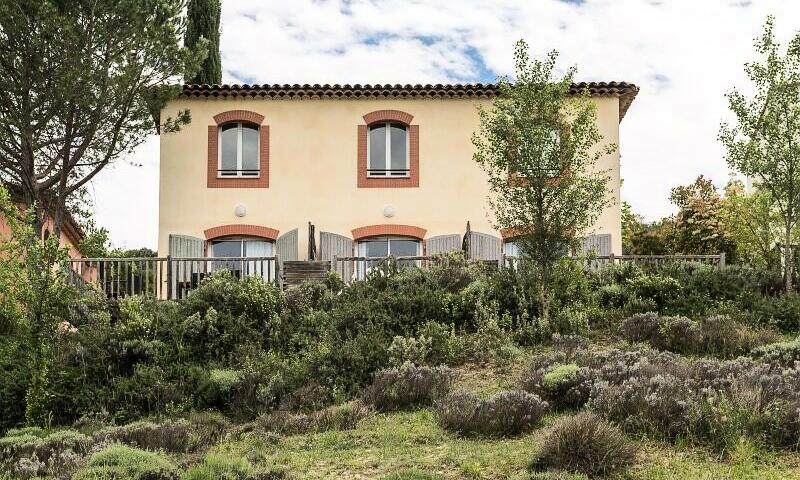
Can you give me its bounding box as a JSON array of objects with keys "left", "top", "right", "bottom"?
[{"left": 281, "top": 261, "right": 330, "bottom": 288}]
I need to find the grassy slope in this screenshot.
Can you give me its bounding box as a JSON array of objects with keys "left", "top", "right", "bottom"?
[{"left": 210, "top": 353, "right": 800, "bottom": 480}]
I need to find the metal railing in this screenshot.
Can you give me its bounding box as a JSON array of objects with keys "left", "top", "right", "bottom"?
[{"left": 68, "top": 256, "right": 281, "bottom": 300}]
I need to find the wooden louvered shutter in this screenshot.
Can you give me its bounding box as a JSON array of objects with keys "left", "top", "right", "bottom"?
[
  {"left": 320, "top": 231, "right": 354, "bottom": 281},
  {"left": 580, "top": 234, "right": 612, "bottom": 256},
  {"left": 168, "top": 234, "right": 203, "bottom": 257},
  {"left": 425, "top": 234, "right": 461, "bottom": 255},
  {"left": 468, "top": 232, "right": 502, "bottom": 261},
  {"left": 276, "top": 228, "right": 299, "bottom": 261}
]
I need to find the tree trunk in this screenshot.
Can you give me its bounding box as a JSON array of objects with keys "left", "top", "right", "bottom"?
[{"left": 785, "top": 224, "right": 794, "bottom": 293}]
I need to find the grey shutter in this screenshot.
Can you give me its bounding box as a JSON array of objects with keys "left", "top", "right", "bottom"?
[
  {"left": 580, "top": 234, "right": 612, "bottom": 256},
  {"left": 469, "top": 232, "right": 501, "bottom": 261},
  {"left": 276, "top": 228, "right": 298, "bottom": 261},
  {"left": 168, "top": 234, "right": 203, "bottom": 257},
  {"left": 320, "top": 231, "right": 354, "bottom": 282},
  {"left": 168, "top": 234, "right": 204, "bottom": 295},
  {"left": 426, "top": 234, "right": 461, "bottom": 255}
]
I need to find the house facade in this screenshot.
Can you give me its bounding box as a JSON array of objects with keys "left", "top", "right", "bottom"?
[{"left": 158, "top": 83, "right": 638, "bottom": 269}]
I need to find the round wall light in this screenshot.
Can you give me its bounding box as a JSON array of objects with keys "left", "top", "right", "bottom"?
[
  {"left": 234, "top": 204, "right": 247, "bottom": 217},
  {"left": 383, "top": 205, "right": 396, "bottom": 218}
]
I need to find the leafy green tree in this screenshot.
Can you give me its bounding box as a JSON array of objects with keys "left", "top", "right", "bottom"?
[
  {"left": 721, "top": 180, "right": 781, "bottom": 270},
  {"left": 185, "top": 0, "right": 222, "bottom": 84},
  {"left": 473, "top": 40, "right": 614, "bottom": 319},
  {"left": 0, "top": 185, "right": 75, "bottom": 426},
  {"left": 0, "top": 0, "right": 204, "bottom": 240},
  {"left": 669, "top": 176, "right": 735, "bottom": 258},
  {"left": 720, "top": 17, "right": 800, "bottom": 291}
]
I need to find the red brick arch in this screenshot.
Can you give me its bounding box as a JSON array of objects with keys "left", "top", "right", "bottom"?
[
  {"left": 213, "top": 110, "right": 265, "bottom": 125},
  {"left": 351, "top": 224, "right": 427, "bottom": 241},
  {"left": 362, "top": 109, "right": 414, "bottom": 126},
  {"left": 204, "top": 224, "right": 279, "bottom": 241}
]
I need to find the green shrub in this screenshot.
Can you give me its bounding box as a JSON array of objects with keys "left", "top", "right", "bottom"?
[
  {"left": 743, "top": 293, "right": 800, "bottom": 332},
  {"left": 182, "top": 454, "right": 252, "bottom": 480},
  {"left": 363, "top": 364, "right": 454, "bottom": 411},
  {"left": 0, "top": 433, "right": 42, "bottom": 460},
  {"left": 625, "top": 275, "right": 683, "bottom": 312},
  {"left": 699, "top": 315, "right": 779, "bottom": 358},
  {"left": 388, "top": 335, "right": 432, "bottom": 367},
  {"left": 278, "top": 383, "right": 334, "bottom": 413},
  {"left": 72, "top": 444, "right": 179, "bottom": 480},
  {"left": 751, "top": 338, "right": 800, "bottom": 367},
  {"left": 542, "top": 364, "right": 579, "bottom": 391},
  {"left": 533, "top": 412, "right": 636, "bottom": 477},
  {"left": 435, "top": 390, "right": 548, "bottom": 436},
  {"left": 93, "top": 419, "right": 192, "bottom": 453},
  {"left": 620, "top": 313, "right": 778, "bottom": 357},
  {"left": 256, "top": 401, "right": 372, "bottom": 435},
  {"left": 596, "top": 283, "right": 627, "bottom": 308},
  {"left": 185, "top": 411, "right": 230, "bottom": 446}
]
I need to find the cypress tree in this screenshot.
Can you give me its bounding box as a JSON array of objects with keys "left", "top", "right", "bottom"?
[{"left": 185, "top": 0, "right": 222, "bottom": 84}]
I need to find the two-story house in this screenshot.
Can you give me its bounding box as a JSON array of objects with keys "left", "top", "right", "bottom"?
[{"left": 158, "top": 82, "right": 638, "bottom": 280}]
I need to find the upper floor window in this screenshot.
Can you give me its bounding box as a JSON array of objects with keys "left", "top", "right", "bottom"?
[
  {"left": 368, "top": 122, "right": 409, "bottom": 177},
  {"left": 219, "top": 122, "right": 260, "bottom": 177}
]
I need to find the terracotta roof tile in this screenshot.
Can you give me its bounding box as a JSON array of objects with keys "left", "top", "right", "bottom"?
[{"left": 181, "top": 82, "right": 639, "bottom": 121}]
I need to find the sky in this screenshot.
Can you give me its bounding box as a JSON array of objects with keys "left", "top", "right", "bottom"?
[{"left": 90, "top": 0, "right": 800, "bottom": 250}]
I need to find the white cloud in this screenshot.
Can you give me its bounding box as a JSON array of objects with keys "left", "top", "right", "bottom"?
[{"left": 92, "top": 0, "right": 800, "bottom": 248}]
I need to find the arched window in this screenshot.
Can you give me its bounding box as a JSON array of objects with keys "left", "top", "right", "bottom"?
[
  {"left": 208, "top": 110, "right": 268, "bottom": 188},
  {"left": 358, "top": 110, "right": 419, "bottom": 188},
  {"left": 219, "top": 122, "right": 260, "bottom": 177},
  {"left": 368, "top": 122, "right": 409, "bottom": 177}
]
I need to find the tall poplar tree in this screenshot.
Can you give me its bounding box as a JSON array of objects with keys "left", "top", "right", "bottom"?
[
  {"left": 720, "top": 17, "right": 800, "bottom": 292},
  {"left": 473, "top": 40, "right": 614, "bottom": 320},
  {"left": 185, "top": 0, "right": 222, "bottom": 84}
]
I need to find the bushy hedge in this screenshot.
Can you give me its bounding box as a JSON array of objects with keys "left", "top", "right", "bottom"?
[
  {"left": 1, "top": 255, "right": 798, "bottom": 434},
  {"left": 520, "top": 342, "right": 800, "bottom": 452},
  {"left": 435, "top": 390, "right": 547, "bottom": 436},
  {"left": 532, "top": 412, "right": 636, "bottom": 477},
  {"left": 619, "top": 312, "right": 778, "bottom": 357}
]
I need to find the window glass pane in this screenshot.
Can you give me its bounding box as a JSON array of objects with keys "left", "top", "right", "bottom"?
[
  {"left": 241, "top": 125, "right": 259, "bottom": 173},
  {"left": 368, "top": 124, "right": 386, "bottom": 173},
  {"left": 389, "top": 123, "right": 407, "bottom": 173},
  {"left": 244, "top": 239, "right": 273, "bottom": 257},
  {"left": 389, "top": 239, "right": 419, "bottom": 257},
  {"left": 362, "top": 239, "right": 389, "bottom": 257},
  {"left": 211, "top": 240, "right": 242, "bottom": 257},
  {"left": 505, "top": 241, "right": 520, "bottom": 257},
  {"left": 220, "top": 124, "right": 238, "bottom": 174}
]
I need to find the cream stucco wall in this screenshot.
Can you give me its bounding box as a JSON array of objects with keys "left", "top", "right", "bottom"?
[{"left": 158, "top": 96, "right": 622, "bottom": 258}]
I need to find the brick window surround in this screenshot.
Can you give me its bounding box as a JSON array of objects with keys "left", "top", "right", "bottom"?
[
  {"left": 351, "top": 224, "right": 427, "bottom": 241},
  {"left": 358, "top": 110, "right": 419, "bottom": 188},
  {"left": 204, "top": 224, "right": 279, "bottom": 241},
  {"left": 208, "top": 110, "right": 269, "bottom": 188}
]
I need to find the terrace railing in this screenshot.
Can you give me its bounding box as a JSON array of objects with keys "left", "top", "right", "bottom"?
[
  {"left": 502, "top": 253, "right": 726, "bottom": 270},
  {"left": 334, "top": 253, "right": 726, "bottom": 284},
  {"left": 68, "top": 256, "right": 281, "bottom": 300},
  {"left": 331, "top": 255, "right": 497, "bottom": 282}
]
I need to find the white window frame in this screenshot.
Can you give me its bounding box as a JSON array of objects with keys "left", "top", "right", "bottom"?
[
  {"left": 209, "top": 236, "right": 274, "bottom": 258},
  {"left": 358, "top": 236, "right": 421, "bottom": 257},
  {"left": 367, "top": 122, "right": 410, "bottom": 178},
  {"left": 218, "top": 122, "right": 260, "bottom": 178}
]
